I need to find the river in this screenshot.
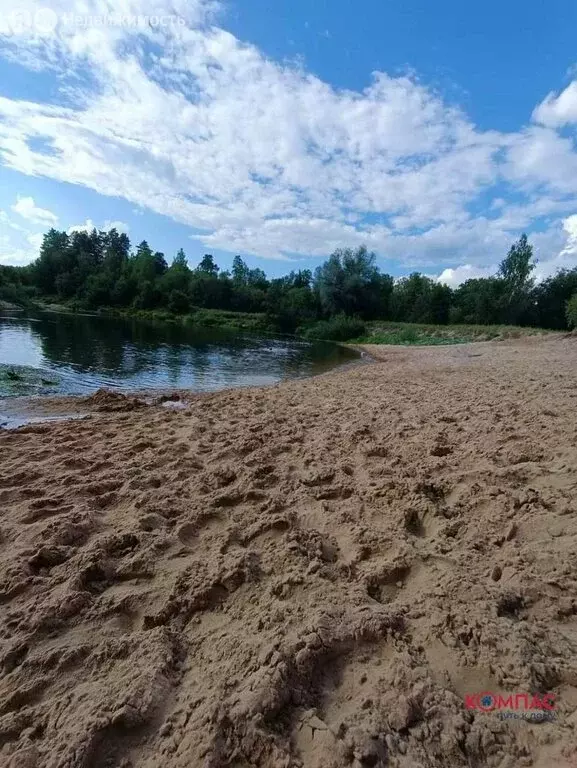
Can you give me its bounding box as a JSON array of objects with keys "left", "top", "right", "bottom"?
[{"left": 0, "top": 310, "right": 359, "bottom": 397}]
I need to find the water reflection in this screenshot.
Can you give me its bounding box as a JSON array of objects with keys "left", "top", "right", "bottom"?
[{"left": 0, "top": 311, "right": 359, "bottom": 395}]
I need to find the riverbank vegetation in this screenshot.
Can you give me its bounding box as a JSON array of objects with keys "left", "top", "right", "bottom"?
[
  {"left": 2, "top": 227, "right": 577, "bottom": 340},
  {"left": 356, "top": 321, "right": 551, "bottom": 346}
]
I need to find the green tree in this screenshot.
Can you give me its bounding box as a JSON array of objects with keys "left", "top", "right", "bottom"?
[
  {"left": 167, "top": 289, "right": 191, "bottom": 314},
  {"left": 159, "top": 249, "right": 192, "bottom": 305},
  {"left": 102, "top": 229, "right": 130, "bottom": 277},
  {"left": 498, "top": 234, "right": 536, "bottom": 324},
  {"left": 314, "top": 246, "right": 384, "bottom": 318},
  {"left": 232, "top": 255, "right": 250, "bottom": 285},
  {"left": 452, "top": 277, "right": 507, "bottom": 325},
  {"left": 196, "top": 254, "right": 219, "bottom": 276},
  {"left": 392, "top": 273, "right": 434, "bottom": 323},
  {"left": 567, "top": 293, "right": 577, "bottom": 329},
  {"left": 34, "top": 229, "right": 71, "bottom": 294},
  {"left": 532, "top": 268, "right": 577, "bottom": 329},
  {"left": 499, "top": 234, "right": 535, "bottom": 290},
  {"left": 173, "top": 248, "right": 188, "bottom": 269},
  {"left": 429, "top": 282, "right": 453, "bottom": 324}
]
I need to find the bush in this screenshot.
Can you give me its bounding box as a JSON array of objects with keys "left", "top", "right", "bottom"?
[
  {"left": 567, "top": 293, "right": 577, "bottom": 329},
  {"left": 167, "top": 289, "right": 190, "bottom": 314},
  {"left": 301, "top": 314, "right": 366, "bottom": 341}
]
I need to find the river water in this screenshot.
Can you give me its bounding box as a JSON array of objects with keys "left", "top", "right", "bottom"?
[{"left": 0, "top": 311, "right": 359, "bottom": 397}]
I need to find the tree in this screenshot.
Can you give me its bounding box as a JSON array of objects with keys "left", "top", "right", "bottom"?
[
  {"left": 34, "top": 229, "right": 71, "bottom": 294},
  {"left": 173, "top": 248, "right": 188, "bottom": 269},
  {"left": 452, "top": 277, "right": 506, "bottom": 325},
  {"left": 247, "top": 267, "right": 268, "bottom": 290},
  {"left": 131, "top": 241, "right": 155, "bottom": 283},
  {"left": 429, "top": 282, "right": 453, "bottom": 324},
  {"left": 102, "top": 229, "right": 130, "bottom": 277},
  {"left": 167, "top": 289, "right": 191, "bottom": 314},
  {"left": 532, "top": 268, "right": 577, "bottom": 329},
  {"left": 314, "top": 246, "right": 384, "bottom": 318},
  {"left": 196, "top": 254, "right": 219, "bottom": 276},
  {"left": 153, "top": 252, "right": 168, "bottom": 276},
  {"left": 130, "top": 242, "right": 167, "bottom": 295},
  {"left": 567, "top": 294, "right": 577, "bottom": 329},
  {"left": 69, "top": 229, "right": 104, "bottom": 283},
  {"left": 392, "top": 273, "right": 437, "bottom": 323},
  {"left": 499, "top": 234, "right": 535, "bottom": 290},
  {"left": 159, "top": 249, "right": 192, "bottom": 304},
  {"left": 232, "top": 255, "right": 250, "bottom": 285},
  {"left": 266, "top": 270, "right": 319, "bottom": 331},
  {"left": 498, "top": 234, "right": 536, "bottom": 324},
  {"left": 15, "top": 227, "right": 573, "bottom": 333},
  {"left": 84, "top": 272, "right": 115, "bottom": 308}
]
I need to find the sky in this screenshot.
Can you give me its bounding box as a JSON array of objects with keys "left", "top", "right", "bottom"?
[{"left": 1, "top": 1, "right": 577, "bottom": 284}]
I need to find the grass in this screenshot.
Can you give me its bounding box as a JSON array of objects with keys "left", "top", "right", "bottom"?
[
  {"left": 183, "top": 308, "right": 278, "bottom": 333},
  {"left": 355, "top": 321, "right": 555, "bottom": 346},
  {"left": 35, "top": 302, "right": 281, "bottom": 334},
  {"left": 120, "top": 307, "right": 278, "bottom": 333},
  {"left": 300, "top": 315, "right": 366, "bottom": 342}
]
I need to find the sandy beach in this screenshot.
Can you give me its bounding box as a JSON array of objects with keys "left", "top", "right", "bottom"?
[{"left": 1, "top": 336, "right": 577, "bottom": 768}]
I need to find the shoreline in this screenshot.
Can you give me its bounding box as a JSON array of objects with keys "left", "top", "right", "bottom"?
[
  {"left": 0, "top": 343, "right": 368, "bottom": 429},
  {"left": 1, "top": 334, "right": 577, "bottom": 767}
]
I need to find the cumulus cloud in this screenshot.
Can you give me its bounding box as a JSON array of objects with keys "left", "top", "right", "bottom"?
[
  {"left": 26, "top": 231, "right": 44, "bottom": 251},
  {"left": 0, "top": 219, "right": 43, "bottom": 265},
  {"left": 66, "top": 218, "right": 96, "bottom": 234},
  {"left": 533, "top": 81, "right": 577, "bottom": 127},
  {"left": 67, "top": 218, "right": 129, "bottom": 234},
  {"left": 436, "top": 264, "right": 495, "bottom": 287},
  {"left": 0, "top": 208, "right": 46, "bottom": 265},
  {"left": 0, "top": 0, "right": 576, "bottom": 268},
  {"left": 103, "top": 219, "right": 130, "bottom": 233},
  {"left": 533, "top": 214, "right": 577, "bottom": 281},
  {"left": 11, "top": 195, "right": 58, "bottom": 225},
  {"left": 0, "top": 247, "right": 37, "bottom": 266}
]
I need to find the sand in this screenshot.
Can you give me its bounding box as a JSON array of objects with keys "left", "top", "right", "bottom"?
[{"left": 1, "top": 336, "right": 577, "bottom": 768}]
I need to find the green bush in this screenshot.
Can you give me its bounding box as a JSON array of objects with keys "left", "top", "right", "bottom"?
[
  {"left": 301, "top": 314, "right": 366, "bottom": 341},
  {"left": 167, "top": 289, "right": 191, "bottom": 314},
  {"left": 567, "top": 293, "right": 577, "bottom": 329}
]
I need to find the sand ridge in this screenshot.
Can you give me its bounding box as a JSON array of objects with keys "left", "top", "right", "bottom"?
[{"left": 1, "top": 336, "right": 577, "bottom": 767}]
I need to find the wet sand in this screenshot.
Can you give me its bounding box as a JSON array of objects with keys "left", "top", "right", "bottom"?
[{"left": 1, "top": 336, "right": 577, "bottom": 767}]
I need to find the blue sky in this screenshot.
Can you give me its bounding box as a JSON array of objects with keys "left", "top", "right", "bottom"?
[{"left": 1, "top": 0, "right": 577, "bottom": 284}]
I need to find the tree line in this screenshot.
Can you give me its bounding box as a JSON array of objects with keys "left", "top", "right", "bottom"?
[{"left": 1, "top": 227, "right": 577, "bottom": 333}]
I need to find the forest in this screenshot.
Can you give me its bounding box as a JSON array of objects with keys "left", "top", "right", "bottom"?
[{"left": 1, "top": 227, "right": 577, "bottom": 338}]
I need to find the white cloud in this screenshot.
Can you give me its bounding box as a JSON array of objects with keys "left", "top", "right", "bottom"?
[
  {"left": 436, "top": 264, "right": 495, "bottom": 287},
  {"left": 0, "top": 209, "right": 30, "bottom": 233},
  {"left": 0, "top": 209, "right": 44, "bottom": 265},
  {"left": 0, "top": 0, "right": 576, "bottom": 270},
  {"left": 11, "top": 195, "right": 58, "bottom": 225},
  {"left": 0, "top": 247, "right": 37, "bottom": 266},
  {"left": 26, "top": 232, "right": 44, "bottom": 252},
  {"left": 533, "top": 214, "right": 577, "bottom": 281},
  {"left": 0, "top": 207, "right": 52, "bottom": 265},
  {"left": 504, "top": 126, "right": 577, "bottom": 196},
  {"left": 103, "top": 219, "right": 129, "bottom": 233},
  {"left": 67, "top": 218, "right": 129, "bottom": 234},
  {"left": 67, "top": 218, "right": 96, "bottom": 234},
  {"left": 533, "top": 81, "right": 577, "bottom": 127}
]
